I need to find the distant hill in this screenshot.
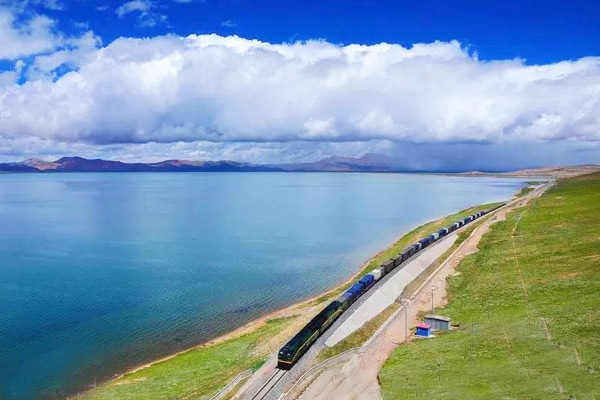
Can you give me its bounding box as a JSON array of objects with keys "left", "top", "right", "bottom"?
[
  {"left": 461, "top": 165, "right": 600, "bottom": 179},
  {"left": 274, "top": 153, "right": 407, "bottom": 172},
  {"left": 1, "top": 155, "right": 598, "bottom": 175},
  {"left": 0, "top": 156, "right": 281, "bottom": 173},
  {"left": 0, "top": 154, "right": 409, "bottom": 173}
]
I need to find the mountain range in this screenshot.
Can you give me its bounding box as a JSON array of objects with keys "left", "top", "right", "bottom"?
[
  {"left": 0, "top": 154, "right": 409, "bottom": 173},
  {"left": 1, "top": 155, "right": 598, "bottom": 177}
]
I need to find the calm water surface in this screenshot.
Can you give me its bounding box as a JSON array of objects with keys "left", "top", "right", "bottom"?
[{"left": 0, "top": 173, "right": 525, "bottom": 399}]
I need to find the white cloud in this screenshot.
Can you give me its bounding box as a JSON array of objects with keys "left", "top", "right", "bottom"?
[
  {"left": 0, "top": 4, "right": 96, "bottom": 64},
  {"left": 38, "top": 0, "right": 64, "bottom": 11},
  {"left": 115, "top": 0, "right": 167, "bottom": 27},
  {"left": 0, "top": 34, "right": 599, "bottom": 161},
  {"left": 304, "top": 118, "right": 337, "bottom": 138},
  {"left": 115, "top": 0, "right": 151, "bottom": 17},
  {"left": 26, "top": 31, "right": 101, "bottom": 79},
  {"left": 72, "top": 20, "right": 89, "bottom": 30},
  {"left": 0, "top": 7, "right": 59, "bottom": 59},
  {"left": 221, "top": 20, "right": 237, "bottom": 28}
]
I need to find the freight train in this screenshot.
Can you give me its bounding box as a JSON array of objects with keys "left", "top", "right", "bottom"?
[{"left": 277, "top": 204, "right": 504, "bottom": 370}]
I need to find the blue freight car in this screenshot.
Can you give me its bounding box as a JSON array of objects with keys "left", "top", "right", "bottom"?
[
  {"left": 346, "top": 282, "right": 365, "bottom": 301},
  {"left": 359, "top": 274, "right": 375, "bottom": 291}
]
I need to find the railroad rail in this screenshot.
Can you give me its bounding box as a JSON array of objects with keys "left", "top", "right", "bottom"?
[{"left": 249, "top": 369, "right": 286, "bottom": 400}]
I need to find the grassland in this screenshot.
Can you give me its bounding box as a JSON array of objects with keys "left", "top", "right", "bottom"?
[
  {"left": 380, "top": 173, "right": 600, "bottom": 399},
  {"left": 79, "top": 201, "right": 505, "bottom": 400},
  {"left": 515, "top": 186, "right": 534, "bottom": 197}
]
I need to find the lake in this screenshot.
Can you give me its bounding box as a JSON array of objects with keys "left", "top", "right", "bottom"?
[{"left": 0, "top": 172, "right": 525, "bottom": 399}]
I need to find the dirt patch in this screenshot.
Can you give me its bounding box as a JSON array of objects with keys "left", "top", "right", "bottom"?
[
  {"left": 557, "top": 271, "right": 585, "bottom": 279},
  {"left": 115, "top": 377, "right": 147, "bottom": 386}
]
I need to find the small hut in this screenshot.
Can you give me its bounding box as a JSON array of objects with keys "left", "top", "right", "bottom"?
[
  {"left": 424, "top": 315, "right": 451, "bottom": 331},
  {"left": 415, "top": 323, "right": 432, "bottom": 337}
]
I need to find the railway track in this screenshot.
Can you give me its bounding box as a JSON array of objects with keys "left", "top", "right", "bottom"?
[{"left": 249, "top": 369, "right": 287, "bottom": 400}]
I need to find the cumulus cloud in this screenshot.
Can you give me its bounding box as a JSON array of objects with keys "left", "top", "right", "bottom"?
[
  {"left": 0, "top": 7, "right": 59, "bottom": 59},
  {"left": 0, "top": 4, "right": 99, "bottom": 67},
  {"left": 0, "top": 33, "right": 599, "bottom": 166}
]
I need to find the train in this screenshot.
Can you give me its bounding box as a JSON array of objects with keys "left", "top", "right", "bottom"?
[{"left": 277, "top": 204, "right": 504, "bottom": 370}]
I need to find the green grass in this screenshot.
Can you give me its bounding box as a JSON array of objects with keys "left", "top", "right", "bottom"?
[
  {"left": 317, "top": 203, "right": 501, "bottom": 360},
  {"left": 515, "top": 186, "right": 534, "bottom": 197},
  {"left": 380, "top": 173, "right": 600, "bottom": 399},
  {"left": 81, "top": 318, "right": 291, "bottom": 400}
]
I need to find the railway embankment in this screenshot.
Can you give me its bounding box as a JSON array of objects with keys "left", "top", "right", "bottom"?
[{"left": 380, "top": 172, "right": 600, "bottom": 398}]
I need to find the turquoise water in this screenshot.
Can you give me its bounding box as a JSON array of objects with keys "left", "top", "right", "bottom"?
[{"left": 0, "top": 173, "right": 524, "bottom": 399}]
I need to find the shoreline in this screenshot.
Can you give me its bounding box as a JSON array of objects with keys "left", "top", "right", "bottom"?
[
  {"left": 99, "top": 221, "right": 413, "bottom": 381},
  {"left": 74, "top": 197, "right": 519, "bottom": 399}
]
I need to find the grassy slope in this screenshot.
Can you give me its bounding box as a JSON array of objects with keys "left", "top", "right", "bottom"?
[
  {"left": 515, "top": 186, "right": 534, "bottom": 198},
  {"left": 81, "top": 318, "right": 289, "bottom": 400},
  {"left": 318, "top": 203, "right": 501, "bottom": 360},
  {"left": 380, "top": 173, "right": 600, "bottom": 399},
  {"left": 80, "top": 202, "right": 503, "bottom": 400}
]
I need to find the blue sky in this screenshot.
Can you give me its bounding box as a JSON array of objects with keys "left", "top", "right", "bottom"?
[
  {"left": 24, "top": 0, "right": 600, "bottom": 64},
  {"left": 0, "top": 0, "right": 599, "bottom": 170}
]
